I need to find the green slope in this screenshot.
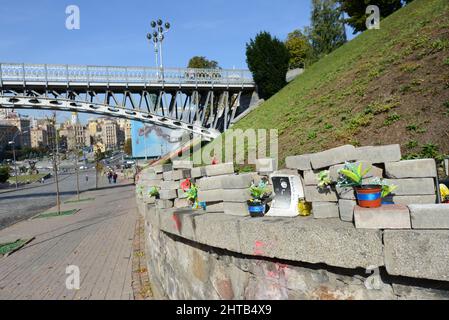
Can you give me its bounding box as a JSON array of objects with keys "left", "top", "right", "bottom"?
[{"left": 211, "top": 0, "right": 449, "bottom": 168}]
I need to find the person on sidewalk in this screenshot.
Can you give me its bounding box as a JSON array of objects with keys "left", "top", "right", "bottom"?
[
  {"left": 113, "top": 172, "right": 118, "bottom": 184},
  {"left": 107, "top": 171, "right": 112, "bottom": 184}
]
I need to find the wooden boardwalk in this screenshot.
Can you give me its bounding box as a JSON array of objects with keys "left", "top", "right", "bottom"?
[{"left": 0, "top": 183, "right": 137, "bottom": 300}]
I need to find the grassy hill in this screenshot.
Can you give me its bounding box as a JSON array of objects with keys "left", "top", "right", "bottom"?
[{"left": 216, "top": 0, "right": 449, "bottom": 168}]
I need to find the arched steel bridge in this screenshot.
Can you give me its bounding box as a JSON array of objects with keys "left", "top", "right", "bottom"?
[{"left": 0, "top": 63, "right": 257, "bottom": 139}]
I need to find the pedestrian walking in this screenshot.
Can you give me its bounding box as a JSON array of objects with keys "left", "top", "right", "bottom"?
[
  {"left": 107, "top": 171, "right": 112, "bottom": 184},
  {"left": 113, "top": 172, "right": 118, "bottom": 184},
  {"left": 85, "top": 174, "right": 89, "bottom": 183}
]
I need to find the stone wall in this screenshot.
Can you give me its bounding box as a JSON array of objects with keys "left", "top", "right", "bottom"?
[
  {"left": 135, "top": 144, "right": 449, "bottom": 300},
  {"left": 139, "top": 203, "right": 449, "bottom": 300}
]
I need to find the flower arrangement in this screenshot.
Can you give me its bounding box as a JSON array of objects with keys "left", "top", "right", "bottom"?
[
  {"left": 181, "top": 178, "right": 202, "bottom": 208},
  {"left": 336, "top": 162, "right": 397, "bottom": 208},
  {"left": 248, "top": 180, "right": 270, "bottom": 204},
  {"left": 148, "top": 186, "right": 160, "bottom": 198},
  {"left": 247, "top": 180, "right": 271, "bottom": 217},
  {"left": 317, "top": 170, "right": 332, "bottom": 189}
]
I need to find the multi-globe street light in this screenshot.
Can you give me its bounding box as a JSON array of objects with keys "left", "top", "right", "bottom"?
[{"left": 146, "top": 19, "right": 170, "bottom": 81}]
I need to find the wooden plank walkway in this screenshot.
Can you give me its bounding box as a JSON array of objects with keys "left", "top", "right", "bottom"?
[{"left": 0, "top": 183, "right": 137, "bottom": 300}]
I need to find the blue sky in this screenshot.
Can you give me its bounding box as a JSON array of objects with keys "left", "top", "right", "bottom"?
[
  {"left": 0, "top": 0, "right": 314, "bottom": 69},
  {"left": 0, "top": 0, "right": 353, "bottom": 122}
]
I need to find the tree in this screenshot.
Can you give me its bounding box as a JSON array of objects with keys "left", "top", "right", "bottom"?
[
  {"left": 285, "top": 29, "right": 313, "bottom": 69},
  {"left": 338, "top": 0, "right": 406, "bottom": 34},
  {"left": 94, "top": 149, "right": 105, "bottom": 190},
  {"left": 0, "top": 166, "right": 10, "bottom": 183},
  {"left": 246, "top": 31, "right": 290, "bottom": 100},
  {"left": 188, "top": 56, "right": 220, "bottom": 69},
  {"left": 124, "top": 138, "right": 132, "bottom": 156},
  {"left": 307, "top": 0, "right": 347, "bottom": 58}
]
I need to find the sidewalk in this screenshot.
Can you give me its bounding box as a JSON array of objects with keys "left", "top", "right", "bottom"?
[{"left": 0, "top": 180, "right": 138, "bottom": 300}]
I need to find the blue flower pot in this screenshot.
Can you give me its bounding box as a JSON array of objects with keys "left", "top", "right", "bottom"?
[{"left": 248, "top": 204, "right": 266, "bottom": 217}]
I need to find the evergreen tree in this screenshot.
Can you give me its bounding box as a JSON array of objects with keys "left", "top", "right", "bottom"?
[
  {"left": 307, "top": 0, "right": 347, "bottom": 58},
  {"left": 339, "top": 0, "right": 410, "bottom": 34},
  {"left": 246, "top": 31, "right": 290, "bottom": 100}
]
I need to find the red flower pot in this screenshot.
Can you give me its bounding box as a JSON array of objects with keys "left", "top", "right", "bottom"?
[{"left": 355, "top": 185, "right": 382, "bottom": 208}]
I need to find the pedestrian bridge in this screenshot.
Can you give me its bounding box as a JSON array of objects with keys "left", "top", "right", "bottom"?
[{"left": 0, "top": 63, "right": 257, "bottom": 139}]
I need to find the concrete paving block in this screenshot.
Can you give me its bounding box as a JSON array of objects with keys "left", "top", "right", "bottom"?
[
  {"left": 313, "top": 202, "right": 339, "bottom": 219},
  {"left": 156, "top": 199, "right": 174, "bottom": 209},
  {"left": 172, "top": 169, "right": 191, "bottom": 181},
  {"left": 339, "top": 199, "right": 356, "bottom": 222},
  {"left": 174, "top": 198, "right": 192, "bottom": 209},
  {"left": 153, "top": 164, "right": 172, "bottom": 173},
  {"left": 221, "top": 173, "right": 256, "bottom": 189},
  {"left": 223, "top": 202, "right": 249, "bottom": 217},
  {"left": 383, "top": 195, "right": 436, "bottom": 205},
  {"left": 255, "top": 158, "right": 277, "bottom": 173},
  {"left": 310, "top": 145, "right": 357, "bottom": 169},
  {"left": 336, "top": 186, "right": 356, "bottom": 200},
  {"left": 305, "top": 186, "right": 338, "bottom": 202},
  {"left": 206, "top": 201, "right": 224, "bottom": 213},
  {"left": 191, "top": 167, "right": 206, "bottom": 178},
  {"left": 198, "top": 189, "right": 223, "bottom": 202},
  {"left": 285, "top": 154, "right": 312, "bottom": 171},
  {"left": 222, "top": 189, "right": 252, "bottom": 203},
  {"left": 384, "top": 230, "right": 449, "bottom": 281},
  {"left": 329, "top": 162, "right": 383, "bottom": 181},
  {"left": 141, "top": 179, "right": 162, "bottom": 187},
  {"left": 143, "top": 196, "right": 156, "bottom": 204},
  {"left": 197, "top": 175, "right": 229, "bottom": 190},
  {"left": 354, "top": 144, "right": 401, "bottom": 163},
  {"left": 160, "top": 180, "right": 180, "bottom": 190},
  {"left": 385, "top": 159, "right": 437, "bottom": 179},
  {"left": 159, "top": 189, "right": 178, "bottom": 200},
  {"left": 205, "top": 163, "right": 234, "bottom": 177},
  {"left": 177, "top": 189, "right": 188, "bottom": 199},
  {"left": 239, "top": 217, "right": 384, "bottom": 269},
  {"left": 409, "top": 204, "right": 449, "bottom": 229},
  {"left": 172, "top": 160, "right": 194, "bottom": 169},
  {"left": 303, "top": 170, "right": 320, "bottom": 186},
  {"left": 384, "top": 178, "right": 436, "bottom": 195},
  {"left": 354, "top": 205, "right": 411, "bottom": 229},
  {"left": 162, "top": 170, "right": 174, "bottom": 181}
]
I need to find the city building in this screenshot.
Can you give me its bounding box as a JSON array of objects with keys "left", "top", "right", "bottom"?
[
  {"left": 101, "top": 119, "right": 119, "bottom": 150},
  {"left": 30, "top": 127, "right": 48, "bottom": 148},
  {"left": 0, "top": 113, "right": 31, "bottom": 148}
]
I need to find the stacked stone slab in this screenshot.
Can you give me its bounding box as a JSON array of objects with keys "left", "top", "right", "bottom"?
[
  {"left": 285, "top": 144, "right": 440, "bottom": 222},
  {"left": 221, "top": 173, "right": 258, "bottom": 216},
  {"left": 197, "top": 163, "right": 236, "bottom": 213},
  {"left": 138, "top": 167, "right": 165, "bottom": 204},
  {"left": 383, "top": 159, "right": 438, "bottom": 205},
  {"left": 158, "top": 161, "right": 194, "bottom": 209}
]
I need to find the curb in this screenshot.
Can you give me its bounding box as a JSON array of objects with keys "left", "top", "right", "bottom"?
[
  {"left": 0, "top": 173, "right": 73, "bottom": 195},
  {"left": 131, "top": 215, "right": 153, "bottom": 300}
]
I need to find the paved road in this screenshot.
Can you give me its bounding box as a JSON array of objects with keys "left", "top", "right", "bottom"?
[
  {"left": 0, "top": 169, "right": 109, "bottom": 230},
  {"left": 0, "top": 182, "right": 137, "bottom": 300}
]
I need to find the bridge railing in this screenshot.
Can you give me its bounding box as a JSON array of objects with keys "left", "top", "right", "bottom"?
[{"left": 0, "top": 63, "right": 254, "bottom": 86}]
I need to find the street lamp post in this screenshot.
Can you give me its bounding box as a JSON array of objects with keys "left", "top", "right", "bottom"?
[
  {"left": 8, "top": 130, "right": 28, "bottom": 189},
  {"left": 146, "top": 19, "right": 170, "bottom": 82}
]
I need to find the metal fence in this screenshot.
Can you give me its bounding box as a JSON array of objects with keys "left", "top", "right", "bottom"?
[{"left": 0, "top": 63, "right": 254, "bottom": 86}]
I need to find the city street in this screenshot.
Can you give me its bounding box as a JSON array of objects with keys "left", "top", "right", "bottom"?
[{"left": 0, "top": 169, "right": 101, "bottom": 230}]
